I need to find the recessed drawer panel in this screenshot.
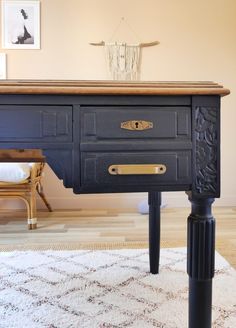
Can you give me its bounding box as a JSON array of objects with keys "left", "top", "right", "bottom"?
[
  {"left": 81, "top": 106, "right": 191, "bottom": 141},
  {"left": 81, "top": 151, "right": 191, "bottom": 187},
  {"left": 0, "top": 105, "right": 72, "bottom": 142}
]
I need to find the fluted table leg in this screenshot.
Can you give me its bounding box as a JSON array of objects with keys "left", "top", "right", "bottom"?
[{"left": 187, "top": 197, "right": 215, "bottom": 328}]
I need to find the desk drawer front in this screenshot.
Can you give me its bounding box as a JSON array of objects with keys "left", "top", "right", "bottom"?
[
  {"left": 81, "top": 106, "right": 191, "bottom": 141},
  {"left": 82, "top": 151, "right": 191, "bottom": 186},
  {"left": 0, "top": 105, "right": 72, "bottom": 142}
]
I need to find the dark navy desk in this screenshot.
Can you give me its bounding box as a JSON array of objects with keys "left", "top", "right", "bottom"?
[{"left": 0, "top": 80, "right": 230, "bottom": 328}]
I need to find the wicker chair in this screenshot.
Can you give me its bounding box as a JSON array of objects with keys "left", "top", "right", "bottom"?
[{"left": 0, "top": 162, "right": 52, "bottom": 229}]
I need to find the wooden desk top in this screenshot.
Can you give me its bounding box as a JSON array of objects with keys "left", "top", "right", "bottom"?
[
  {"left": 0, "top": 149, "right": 45, "bottom": 162},
  {"left": 0, "top": 80, "right": 230, "bottom": 96}
]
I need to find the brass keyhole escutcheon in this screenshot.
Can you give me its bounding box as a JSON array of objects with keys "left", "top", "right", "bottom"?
[{"left": 121, "top": 120, "right": 153, "bottom": 131}]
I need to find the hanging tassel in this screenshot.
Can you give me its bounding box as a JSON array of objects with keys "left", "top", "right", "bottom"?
[{"left": 105, "top": 43, "right": 141, "bottom": 81}]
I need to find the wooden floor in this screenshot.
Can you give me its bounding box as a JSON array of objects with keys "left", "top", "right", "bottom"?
[{"left": 0, "top": 207, "right": 235, "bottom": 269}]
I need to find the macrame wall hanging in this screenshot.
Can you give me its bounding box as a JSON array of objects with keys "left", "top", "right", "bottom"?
[{"left": 90, "top": 17, "right": 159, "bottom": 81}]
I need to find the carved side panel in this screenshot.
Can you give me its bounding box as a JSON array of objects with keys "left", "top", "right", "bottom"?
[{"left": 193, "top": 106, "right": 219, "bottom": 197}]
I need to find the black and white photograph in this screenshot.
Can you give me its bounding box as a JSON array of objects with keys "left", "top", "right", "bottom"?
[
  {"left": 1, "top": 0, "right": 40, "bottom": 49},
  {"left": 0, "top": 53, "right": 7, "bottom": 79}
]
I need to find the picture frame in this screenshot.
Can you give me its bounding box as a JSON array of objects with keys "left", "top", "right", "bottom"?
[
  {"left": 0, "top": 54, "right": 7, "bottom": 79},
  {"left": 1, "top": 0, "right": 40, "bottom": 49}
]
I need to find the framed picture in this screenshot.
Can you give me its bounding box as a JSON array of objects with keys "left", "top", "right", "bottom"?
[
  {"left": 1, "top": 0, "right": 40, "bottom": 49},
  {"left": 0, "top": 54, "right": 7, "bottom": 79}
]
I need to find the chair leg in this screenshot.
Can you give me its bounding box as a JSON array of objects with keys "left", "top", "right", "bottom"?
[
  {"left": 37, "top": 182, "right": 52, "bottom": 212},
  {"left": 16, "top": 195, "right": 33, "bottom": 230},
  {"left": 29, "top": 188, "right": 37, "bottom": 230}
]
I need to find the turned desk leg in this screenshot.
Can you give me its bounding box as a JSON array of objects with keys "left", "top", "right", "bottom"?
[
  {"left": 148, "top": 191, "right": 161, "bottom": 274},
  {"left": 187, "top": 197, "right": 215, "bottom": 328}
]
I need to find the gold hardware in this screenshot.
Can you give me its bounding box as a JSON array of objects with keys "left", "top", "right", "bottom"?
[
  {"left": 121, "top": 120, "right": 153, "bottom": 131},
  {"left": 108, "top": 164, "right": 166, "bottom": 175}
]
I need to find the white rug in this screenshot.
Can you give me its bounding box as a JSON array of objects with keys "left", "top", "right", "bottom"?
[{"left": 0, "top": 248, "right": 235, "bottom": 328}]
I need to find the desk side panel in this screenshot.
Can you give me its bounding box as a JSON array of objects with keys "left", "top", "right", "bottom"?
[{"left": 191, "top": 96, "right": 221, "bottom": 198}]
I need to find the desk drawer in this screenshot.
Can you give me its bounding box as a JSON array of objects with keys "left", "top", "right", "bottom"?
[
  {"left": 81, "top": 106, "right": 191, "bottom": 141},
  {"left": 0, "top": 105, "right": 72, "bottom": 142},
  {"left": 81, "top": 151, "right": 191, "bottom": 187}
]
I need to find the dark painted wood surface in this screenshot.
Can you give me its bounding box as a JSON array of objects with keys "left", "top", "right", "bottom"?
[{"left": 0, "top": 81, "right": 229, "bottom": 328}]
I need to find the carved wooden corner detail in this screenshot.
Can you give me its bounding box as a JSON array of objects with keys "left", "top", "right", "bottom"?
[{"left": 193, "top": 106, "right": 219, "bottom": 197}]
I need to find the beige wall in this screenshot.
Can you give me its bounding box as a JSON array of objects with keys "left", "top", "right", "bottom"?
[{"left": 0, "top": 0, "right": 236, "bottom": 209}]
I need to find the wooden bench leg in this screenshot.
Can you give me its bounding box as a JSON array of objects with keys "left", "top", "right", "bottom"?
[
  {"left": 148, "top": 191, "right": 161, "bottom": 274},
  {"left": 28, "top": 218, "right": 37, "bottom": 230},
  {"left": 37, "top": 182, "right": 52, "bottom": 212},
  {"left": 28, "top": 188, "right": 37, "bottom": 230}
]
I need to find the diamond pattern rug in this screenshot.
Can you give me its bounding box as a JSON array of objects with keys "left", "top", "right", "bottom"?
[{"left": 0, "top": 248, "right": 235, "bottom": 328}]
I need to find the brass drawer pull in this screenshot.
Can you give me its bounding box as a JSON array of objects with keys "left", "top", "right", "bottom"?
[
  {"left": 108, "top": 164, "right": 166, "bottom": 175},
  {"left": 121, "top": 120, "right": 153, "bottom": 131}
]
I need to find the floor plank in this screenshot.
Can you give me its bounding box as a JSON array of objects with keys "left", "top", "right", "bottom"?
[{"left": 0, "top": 207, "right": 235, "bottom": 268}]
